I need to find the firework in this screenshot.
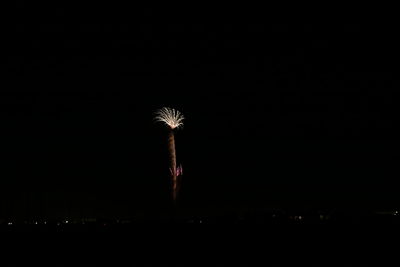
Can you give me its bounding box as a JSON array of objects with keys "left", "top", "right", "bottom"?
[
  {"left": 155, "top": 107, "right": 184, "bottom": 204},
  {"left": 155, "top": 107, "right": 184, "bottom": 129}
]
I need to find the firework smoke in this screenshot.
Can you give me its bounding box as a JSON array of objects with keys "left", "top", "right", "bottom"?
[{"left": 155, "top": 107, "right": 184, "bottom": 204}]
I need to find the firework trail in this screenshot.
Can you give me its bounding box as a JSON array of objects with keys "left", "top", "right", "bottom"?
[{"left": 155, "top": 107, "right": 184, "bottom": 204}]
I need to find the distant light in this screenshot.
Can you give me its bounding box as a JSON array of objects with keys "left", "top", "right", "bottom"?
[
  {"left": 65, "top": 220, "right": 69, "bottom": 224},
  {"left": 298, "top": 216, "right": 302, "bottom": 220},
  {"left": 7, "top": 222, "right": 12, "bottom": 226},
  {"left": 199, "top": 220, "right": 202, "bottom": 223},
  {"left": 44, "top": 222, "right": 47, "bottom": 225},
  {"left": 35, "top": 222, "right": 38, "bottom": 225}
]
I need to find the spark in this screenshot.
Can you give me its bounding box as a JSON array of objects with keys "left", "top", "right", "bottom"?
[
  {"left": 177, "top": 164, "right": 183, "bottom": 176},
  {"left": 155, "top": 107, "right": 184, "bottom": 130},
  {"left": 170, "top": 165, "right": 183, "bottom": 177}
]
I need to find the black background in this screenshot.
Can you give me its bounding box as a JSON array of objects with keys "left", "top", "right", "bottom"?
[{"left": 1, "top": 5, "right": 400, "bottom": 220}]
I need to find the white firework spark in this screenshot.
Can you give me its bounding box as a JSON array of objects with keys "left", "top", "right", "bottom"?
[{"left": 155, "top": 107, "right": 184, "bottom": 129}]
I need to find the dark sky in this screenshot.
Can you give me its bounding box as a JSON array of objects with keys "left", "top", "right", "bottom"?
[{"left": 1, "top": 6, "right": 400, "bottom": 219}]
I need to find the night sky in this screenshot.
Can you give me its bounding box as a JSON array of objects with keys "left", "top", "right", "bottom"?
[{"left": 1, "top": 6, "right": 400, "bottom": 220}]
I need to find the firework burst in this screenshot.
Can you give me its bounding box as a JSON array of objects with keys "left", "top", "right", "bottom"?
[
  {"left": 155, "top": 107, "right": 184, "bottom": 204},
  {"left": 155, "top": 107, "right": 184, "bottom": 130}
]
